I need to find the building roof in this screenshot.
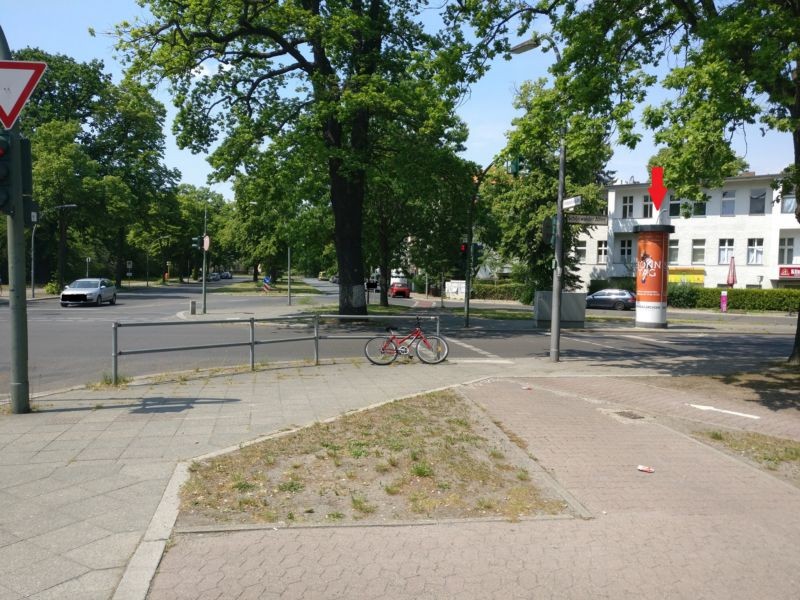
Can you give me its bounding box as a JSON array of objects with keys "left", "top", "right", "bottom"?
[{"left": 607, "top": 172, "right": 783, "bottom": 191}]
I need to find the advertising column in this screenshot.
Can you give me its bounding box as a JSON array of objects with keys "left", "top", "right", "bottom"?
[{"left": 633, "top": 224, "right": 675, "bottom": 328}]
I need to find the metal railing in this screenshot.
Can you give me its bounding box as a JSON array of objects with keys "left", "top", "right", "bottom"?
[{"left": 111, "top": 314, "right": 440, "bottom": 384}]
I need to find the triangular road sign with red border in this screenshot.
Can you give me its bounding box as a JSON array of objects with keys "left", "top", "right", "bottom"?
[{"left": 0, "top": 60, "right": 47, "bottom": 130}]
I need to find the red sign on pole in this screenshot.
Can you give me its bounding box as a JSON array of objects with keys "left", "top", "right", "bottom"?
[{"left": 0, "top": 61, "right": 47, "bottom": 129}]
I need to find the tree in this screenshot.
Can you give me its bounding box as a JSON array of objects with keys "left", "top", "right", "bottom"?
[
  {"left": 545, "top": 0, "right": 800, "bottom": 362},
  {"left": 486, "top": 78, "right": 611, "bottom": 296},
  {"left": 116, "top": 0, "right": 476, "bottom": 315}
]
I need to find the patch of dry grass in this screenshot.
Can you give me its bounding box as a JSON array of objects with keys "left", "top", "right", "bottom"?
[
  {"left": 179, "top": 390, "right": 565, "bottom": 527},
  {"left": 697, "top": 429, "right": 800, "bottom": 475}
]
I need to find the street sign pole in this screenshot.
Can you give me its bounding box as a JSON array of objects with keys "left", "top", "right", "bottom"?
[{"left": 0, "top": 27, "right": 29, "bottom": 413}]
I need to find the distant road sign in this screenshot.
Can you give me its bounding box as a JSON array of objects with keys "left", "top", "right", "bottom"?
[
  {"left": 0, "top": 61, "right": 47, "bottom": 129},
  {"left": 563, "top": 195, "right": 582, "bottom": 210},
  {"left": 203, "top": 235, "right": 210, "bottom": 251},
  {"left": 567, "top": 214, "right": 607, "bottom": 226}
]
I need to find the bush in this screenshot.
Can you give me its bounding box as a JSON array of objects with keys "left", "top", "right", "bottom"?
[
  {"left": 44, "top": 281, "right": 61, "bottom": 295},
  {"left": 472, "top": 281, "right": 531, "bottom": 303},
  {"left": 667, "top": 286, "right": 800, "bottom": 312},
  {"left": 667, "top": 283, "right": 700, "bottom": 308}
]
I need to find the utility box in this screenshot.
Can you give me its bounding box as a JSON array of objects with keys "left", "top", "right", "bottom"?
[
  {"left": 533, "top": 291, "right": 586, "bottom": 328},
  {"left": 189, "top": 300, "right": 197, "bottom": 315}
]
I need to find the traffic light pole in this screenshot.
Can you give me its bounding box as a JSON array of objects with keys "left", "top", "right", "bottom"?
[{"left": 1, "top": 27, "right": 30, "bottom": 413}]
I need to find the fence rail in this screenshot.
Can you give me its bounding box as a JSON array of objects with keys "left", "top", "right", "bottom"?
[{"left": 111, "top": 314, "right": 440, "bottom": 384}]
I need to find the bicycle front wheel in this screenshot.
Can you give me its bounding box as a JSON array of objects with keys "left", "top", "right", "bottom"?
[
  {"left": 364, "top": 337, "right": 399, "bottom": 365},
  {"left": 415, "top": 335, "right": 449, "bottom": 364}
]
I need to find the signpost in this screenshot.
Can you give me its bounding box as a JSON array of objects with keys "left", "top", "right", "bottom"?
[
  {"left": 0, "top": 60, "right": 46, "bottom": 130},
  {"left": 566, "top": 214, "right": 607, "bottom": 226},
  {"left": 0, "top": 26, "right": 48, "bottom": 414}
]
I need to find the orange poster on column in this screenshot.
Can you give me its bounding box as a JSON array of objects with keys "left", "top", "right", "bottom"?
[{"left": 636, "top": 231, "right": 669, "bottom": 304}]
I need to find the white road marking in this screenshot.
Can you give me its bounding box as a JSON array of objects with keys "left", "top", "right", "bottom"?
[
  {"left": 446, "top": 338, "right": 502, "bottom": 359},
  {"left": 618, "top": 334, "right": 676, "bottom": 344},
  {"left": 560, "top": 335, "right": 621, "bottom": 350},
  {"left": 687, "top": 404, "right": 761, "bottom": 420},
  {"left": 449, "top": 359, "right": 514, "bottom": 364}
]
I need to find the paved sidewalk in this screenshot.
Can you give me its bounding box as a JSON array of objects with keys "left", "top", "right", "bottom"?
[
  {"left": 145, "top": 375, "right": 800, "bottom": 600},
  {"left": 1, "top": 353, "right": 798, "bottom": 599}
]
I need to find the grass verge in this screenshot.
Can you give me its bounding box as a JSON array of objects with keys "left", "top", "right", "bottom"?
[
  {"left": 697, "top": 429, "right": 800, "bottom": 474},
  {"left": 179, "top": 390, "right": 566, "bottom": 527}
]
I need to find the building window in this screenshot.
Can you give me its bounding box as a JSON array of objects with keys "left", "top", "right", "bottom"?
[
  {"left": 597, "top": 241, "right": 608, "bottom": 264},
  {"left": 782, "top": 195, "right": 797, "bottom": 214},
  {"left": 669, "top": 195, "right": 681, "bottom": 217},
  {"left": 718, "top": 238, "right": 734, "bottom": 264},
  {"left": 721, "top": 190, "right": 736, "bottom": 216},
  {"left": 668, "top": 239, "right": 679, "bottom": 264},
  {"left": 574, "top": 240, "right": 587, "bottom": 263},
  {"left": 779, "top": 238, "right": 794, "bottom": 264},
  {"left": 621, "top": 195, "right": 633, "bottom": 218},
  {"left": 619, "top": 239, "right": 633, "bottom": 263},
  {"left": 747, "top": 238, "right": 763, "bottom": 265},
  {"left": 691, "top": 239, "right": 705, "bottom": 264},
  {"left": 749, "top": 188, "right": 766, "bottom": 214},
  {"left": 692, "top": 202, "right": 706, "bottom": 216},
  {"left": 643, "top": 195, "right": 653, "bottom": 218}
]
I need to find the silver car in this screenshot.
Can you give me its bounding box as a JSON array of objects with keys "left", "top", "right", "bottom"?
[{"left": 60, "top": 278, "right": 117, "bottom": 307}]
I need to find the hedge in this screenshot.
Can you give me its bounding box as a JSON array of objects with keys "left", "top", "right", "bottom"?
[
  {"left": 667, "top": 284, "right": 800, "bottom": 312},
  {"left": 472, "top": 282, "right": 532, "bottom": 303},
  {"left": 471, "top": 280, "right": 800, "bottom": 312}
]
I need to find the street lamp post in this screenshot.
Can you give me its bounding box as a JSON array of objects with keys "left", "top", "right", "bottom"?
[
  {"left": 511, "top": 34, "right": 567, "bottom": 362},
  {"left": 30, "top": 203, "right": 77, "bottom": 298},
  {"left": 86, "top": 257, "right": 91, "bottom": 277}
]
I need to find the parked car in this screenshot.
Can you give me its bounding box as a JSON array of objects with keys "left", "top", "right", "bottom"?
[
  {"left": 207, "top": 272, "right": 221, "bottom": 281},
  {"left": 330, "top": 274, "right": 339, "bottom": 284},
  {"left": 318, "top": 271, "right": 329, "bottom": 281},
  {"left": 220, "top": 271, "right": 232, "bottom": 279},
  {"left": 61, "top": 278, "right": 117, "bottom": 307},
  {"left": 585, "top": 288, "right": 636, "bottom": 311},
  {"left": 389, "top": 281, "right": 411, "bottom": 298}
]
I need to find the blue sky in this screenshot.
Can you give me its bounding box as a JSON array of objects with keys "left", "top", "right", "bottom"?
[{"left": 3, "top": 2, "right": 793, "bottom": 200}]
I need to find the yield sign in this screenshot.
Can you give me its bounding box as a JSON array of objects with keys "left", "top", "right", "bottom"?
[{"left": 0, "top": 61, "right": 47, "bottom": 130}]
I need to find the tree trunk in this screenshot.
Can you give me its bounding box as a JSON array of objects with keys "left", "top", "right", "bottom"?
[
  {"left": 789, "top": 102, "right": 800, "bottom": 365},
  {"left": 789, "top": 300, "right": 800, "bottom": 366},
  {"left": 327, "top": 112, "right": 367, "bottom": 315}
]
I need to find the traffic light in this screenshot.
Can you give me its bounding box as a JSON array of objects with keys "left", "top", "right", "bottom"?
[
  {"left": 459, "top": 242, "right": 468, "bottom": 257},
  {"left": 541, "top": 216, "right": 556, "bottom": 246},
  {"left": 472, "top": 243, "right": 484, "bottom": 264},
  {"left": 507, "top": 156, "right": 521, "bottom": 176},
  {"left": 0, "top": 133, "right": 12, "bottom": 214},
  {"left": 191, "top": 235, "right": 202, "bottom": 250}
]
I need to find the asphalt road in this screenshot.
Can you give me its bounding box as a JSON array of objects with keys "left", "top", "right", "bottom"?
[{"left": 0, "top": 278, "right": 796, "bottom": 397}]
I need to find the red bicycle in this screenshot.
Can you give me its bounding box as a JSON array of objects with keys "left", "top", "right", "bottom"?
[{"left": 364, "top": 318, "right": 449, "bottom": 365}]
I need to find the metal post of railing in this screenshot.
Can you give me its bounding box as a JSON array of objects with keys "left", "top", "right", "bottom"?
[
  {"left": 436, "top": 316, "right": 440, "bottom": 337},
  {"left": 314, "top": 314, "right": 320, "bottom": 365},
  {"left": 112, "top": 322, "right": 118, "bottom": 385},
  {"left": 249, "top": 317, "right": 255, "bottom": 371}
]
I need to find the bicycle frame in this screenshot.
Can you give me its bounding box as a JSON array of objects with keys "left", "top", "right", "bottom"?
[{"left": 385, "top": 326, "right": 431, "bottom": 355}]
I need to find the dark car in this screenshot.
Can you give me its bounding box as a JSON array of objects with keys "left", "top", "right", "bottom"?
[
  {"left": 389, "top": 282, "right": 411, "bottom": 298},
  {"left": 585, "top": 288, "right": 636, "bottom": 311}
]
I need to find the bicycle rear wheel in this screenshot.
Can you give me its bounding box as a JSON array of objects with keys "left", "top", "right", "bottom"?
[
  {"left": 364, "top": 337, "right": 399, "bottom": 365},
  {"left": 415, "top": 335, "right": 449, "bottom": 364}
]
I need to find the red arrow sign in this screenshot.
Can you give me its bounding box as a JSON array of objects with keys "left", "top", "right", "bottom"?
[
  {"left": 648, "top": 166, "right": 667, "bottom": 211},
  {"left": 0, "top": 61, "right": 47, "bottom": 130}
]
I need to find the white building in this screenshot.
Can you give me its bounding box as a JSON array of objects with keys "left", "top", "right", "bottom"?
[{"left": 574, "top": 173, "right": 799, "bottom": 290}]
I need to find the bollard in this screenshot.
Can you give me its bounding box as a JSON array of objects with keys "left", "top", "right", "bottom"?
[{"left": 190, "top": 300, "right": 196, "bottom": 315}]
